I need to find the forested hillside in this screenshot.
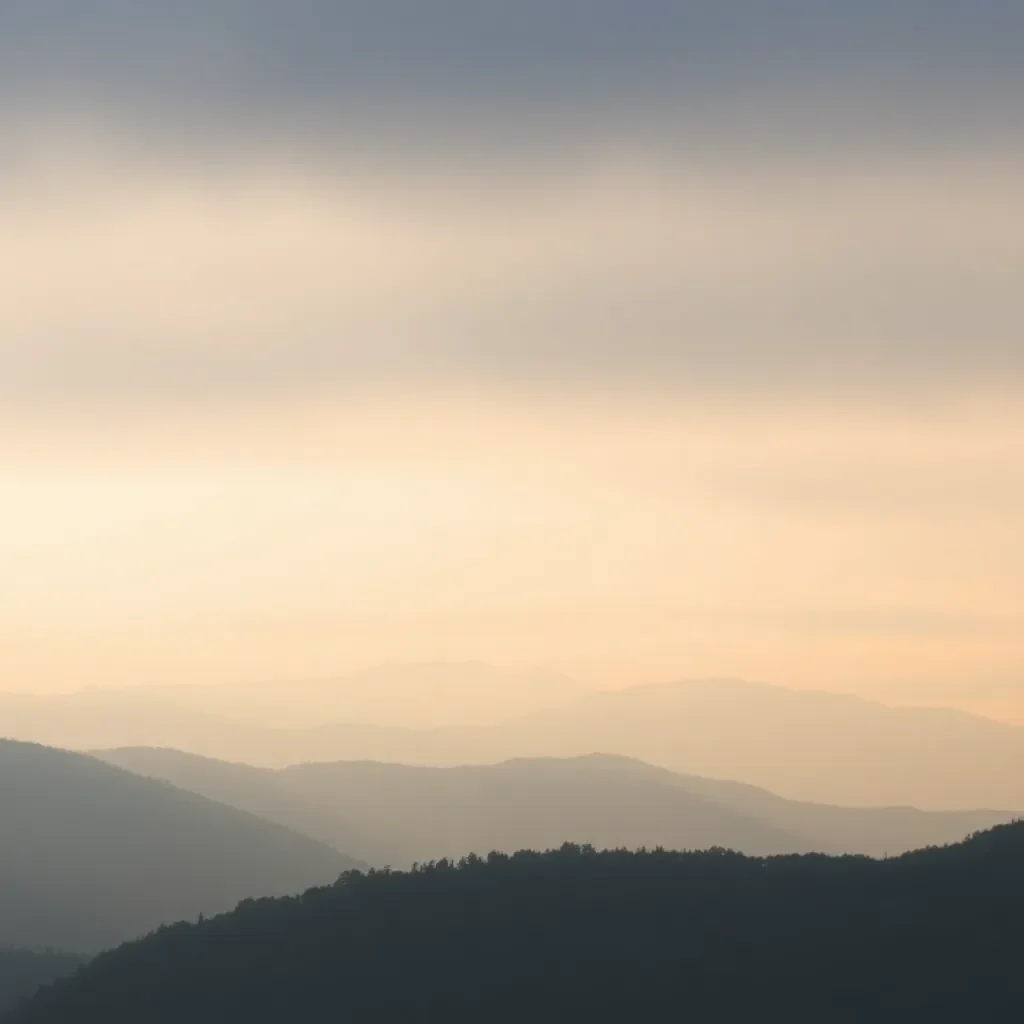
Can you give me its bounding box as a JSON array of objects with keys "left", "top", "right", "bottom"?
[
  {"left": 0, "top": 953, "right": 84, "bottom": 1018},
  {"left": 14, "top": 823, "right": 1024, "bottom": 1023}
]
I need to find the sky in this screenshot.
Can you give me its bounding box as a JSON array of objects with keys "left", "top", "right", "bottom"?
[{"left": 2, "top": 2, "right": 1022, "bottom": 721}]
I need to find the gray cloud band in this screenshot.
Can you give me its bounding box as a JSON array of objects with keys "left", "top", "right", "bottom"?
[
  {"left": 1, "top": 0, "right": 1021, "bottom": 152},
  {"left": 1, "top": 0, "right": 1021, "bottom": 407}
]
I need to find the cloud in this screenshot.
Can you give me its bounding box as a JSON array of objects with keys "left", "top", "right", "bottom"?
[
  {"left": 1, "top": 1, "right": 1022, "bottom": 155},
  {"left": 2, "top": 150, "right": 1022, "bottom": 410},
  {"left": 2, "top": 2, "right": 1021, "bottom": 413}
]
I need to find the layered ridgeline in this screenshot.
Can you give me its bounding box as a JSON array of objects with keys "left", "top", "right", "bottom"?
[
  {"left": 0, "top": 741, "right": 364, "bottom": 952},
  {"left": 0, "top": 663, "right": 587, "bottom": 752},
  {"left": 10, "top": 676, "right": 1024, "bottom": 810},
  {"left": 0, "top": 953, "right": 85, "bottom": 1018},
  {"left": 98, "top": 749, "right": 1011, "bottom": 867},
  {"left": 13, "top": 825, "right": 1024, "bottom": 1024}
]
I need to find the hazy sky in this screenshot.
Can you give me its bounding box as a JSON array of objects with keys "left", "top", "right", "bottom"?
[{"left": 2, "top": 3, "right": 1022, "bottom": 719}]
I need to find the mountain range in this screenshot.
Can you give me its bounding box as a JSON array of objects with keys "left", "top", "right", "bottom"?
[
  {"left": 5, "top": 672, "right": 1024, "bottom": 809},
  {"left": 97, "top": 748, "right": 1012, "bottom": 867}
]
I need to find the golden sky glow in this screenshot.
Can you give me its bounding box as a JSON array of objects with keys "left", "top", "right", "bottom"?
[{"left": 3, "top": 4, "right": 1023, "bottom": 724}]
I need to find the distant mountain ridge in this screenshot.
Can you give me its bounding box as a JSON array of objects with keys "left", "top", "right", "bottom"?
[
  {"left": 0, "top": 741, "right": 363, "bottom": 952},
  {"left": 97, "top": 749, "right": 1013, "bottom": 867},
  {"left": 6, "top": 673, "right": 1024, "bottom": 809}
]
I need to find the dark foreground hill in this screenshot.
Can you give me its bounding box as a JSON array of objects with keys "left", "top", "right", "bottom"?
[
  {"left": 0, "top": 741, "right": 363, "bottom": 951},
  {"left": 0, "top": 953, "right": 85, "bottom": 1018},
  {"left": 99, "top": 748, "right": 1011, "bottom": 865},
  {"left": 14, "top": 824, "right": 1024, "bottom": 1024}
]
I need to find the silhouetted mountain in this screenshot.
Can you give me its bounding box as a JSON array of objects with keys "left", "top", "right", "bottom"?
[
  {"left": 478, "top": 680, "right": 1024, "bottom": 809},
  {"left": 13, "top": 824, "right": 1024, "bottom": 1024},
  {"left": 0, "top": 953, "right": 84, "bottom": 1018},
  {"left": 275, "top": 679, "right": 1024, "bottom": 810},
  {"left": 99, "top": 749, "right": 807, "bottom": 863},
  {"left": 0, "top": 690, "right": 255, "bottom": 760},
  {"left": 12, "top": 676, "right": 1024, "bottom": 809},
  {"left": 585, "top": 755, "right": 1013, "bottom": 857},
  {"left": 98, "top": 749, "right": 1011, "bottom": 866},
  {"left": 95, "top": 748, "right": 368, "bottom": 861},
  {"left": 0, "top": 741, "right": 363, "bottom": 952},
  {"left": 0, "top": 664, "right": 586, "bottom": 750}
]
